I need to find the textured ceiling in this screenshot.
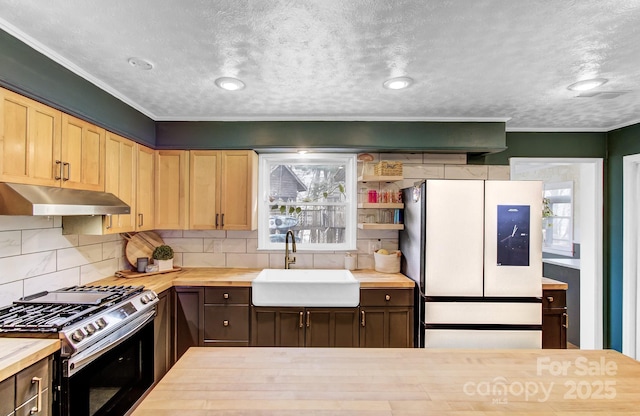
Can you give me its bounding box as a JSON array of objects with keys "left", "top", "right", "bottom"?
[{"left": 0, "top": 0, "right": 639, "bottom": 131}]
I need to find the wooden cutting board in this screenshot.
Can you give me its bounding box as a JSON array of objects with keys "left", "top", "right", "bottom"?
[{"left": 123, "top": 231, "right": 164, "bottom": 268}]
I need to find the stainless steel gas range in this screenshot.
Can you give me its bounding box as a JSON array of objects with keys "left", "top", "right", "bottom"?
[{"left": 0, "top": 285, "right": 159, "bottom": 416}]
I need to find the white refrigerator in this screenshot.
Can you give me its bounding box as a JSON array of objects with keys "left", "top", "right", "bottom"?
[{"left": 400, "top": 180, "right": 543, "bottom": 348}]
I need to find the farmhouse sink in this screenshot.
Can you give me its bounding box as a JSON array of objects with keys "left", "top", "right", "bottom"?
[{"left": 251, "top": 269, "right": 360, "bottom": 307}]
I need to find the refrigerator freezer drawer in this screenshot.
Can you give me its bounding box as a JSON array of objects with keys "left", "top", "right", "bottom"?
[
  {"left": 425, "top": 301, "right": 541, "bottom": 325},
  {"left": 424, "top": 329, "right": 542, "bottom": 348}
]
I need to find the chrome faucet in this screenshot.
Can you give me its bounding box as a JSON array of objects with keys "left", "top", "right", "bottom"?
[{"left": 284, "top": 230, "right": 296, "bottom": 269}]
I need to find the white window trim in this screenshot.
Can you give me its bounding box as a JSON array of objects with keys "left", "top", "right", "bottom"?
[
  {"left": 543, "top": 180, "right": 574, "bottom": 255},
  {"left": 257, "top": 153, "right": 357, "bottom": 251}
]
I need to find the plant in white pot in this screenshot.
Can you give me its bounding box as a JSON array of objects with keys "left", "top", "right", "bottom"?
[{"left": 152, "top": 245, "right": 174, "bottom": 272}]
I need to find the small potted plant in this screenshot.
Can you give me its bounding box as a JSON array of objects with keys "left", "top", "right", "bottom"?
[{"left": 152, "top": 244, "right": 174, "bottom": 272}]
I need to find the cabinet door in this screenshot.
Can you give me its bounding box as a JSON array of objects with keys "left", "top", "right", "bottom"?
[
  {"left": 359, "top": 307, "right": 413, "bottom": 348},
  {"left": 251, "top": 307, "right": 304, "bottom": 347},
  {"left": 305, "top": 308, "right": 359, "bottom": 347},
  {"left": 174, "top": 287, "right": 202, "bottom": 361},
  {"left": 104, "top": 132, "right": 136, "bottom": 233},
  {"left": 219, "top": 150, "right": 258, "bottom": 230},
  {"left": 189, "top": 150, "right": 219, "bottom": 229},
  {"left": 542, "top": 309, "right": 567, "bottom": 349},
  {"left": 136, "top": 145, "right": 155, "bottom": 231},
  {"left": 0, "top": 88, "right": 61, "bottom": 186},
  {"left": 15, "top": 356, "right": 51, "bottom": 416},
  {"left": 154, "top": 289, "right": 173, "bottom": 383},
  {"left": 155, "top": 150, "right": 189, "bottom": 229},
  {"left": 0, "top": 375, "right": 15, "bottom": 416},
  {"left": 60, "top": 114, "right": 105, "bottom": 191},
  {"left": 359, "top": 308, "right": 386, "bottom": 348}
]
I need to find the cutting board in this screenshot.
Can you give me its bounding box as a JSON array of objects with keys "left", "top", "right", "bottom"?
[{"left": 123, "top": 231, "right": 164, "bottom": 267}]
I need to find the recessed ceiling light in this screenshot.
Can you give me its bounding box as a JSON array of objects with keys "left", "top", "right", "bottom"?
[
  {"left": 215, "top": 77, "right": 246, "bottom": 91},
  {"left": 567, "top": 78, "right": 608, "bottom": 92},
  {"left": 127, "top": 57, "right": 154, "bottom": 70},
  {"left": 383, "top": 76, "right": 413, "bottom": 90}
]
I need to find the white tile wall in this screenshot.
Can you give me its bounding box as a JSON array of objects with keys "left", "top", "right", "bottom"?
[{"left": 0, "top": 155, "right": 508, "bottom": 307}]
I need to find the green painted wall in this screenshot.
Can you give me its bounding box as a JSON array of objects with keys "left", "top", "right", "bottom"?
[
  {"left": 606, "top": 123, "right": 640, "bottom": 351},
  {"left": 0, "top": 29, "right": 155, "bottom": 145},
  {"left": 156, "top": 121, "right": 507, "bottom": 153}
]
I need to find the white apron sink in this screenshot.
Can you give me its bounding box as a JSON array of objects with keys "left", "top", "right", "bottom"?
[{"left": 251, "top": 269, "right": 360, "bottom": 307}]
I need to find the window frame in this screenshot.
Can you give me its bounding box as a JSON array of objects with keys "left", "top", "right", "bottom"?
[
  {"left": 542, "top": 180, "right": 574, "bottom": 255},
  {"left": 257, "top": 153, "right": 357, "bottom": 251}
]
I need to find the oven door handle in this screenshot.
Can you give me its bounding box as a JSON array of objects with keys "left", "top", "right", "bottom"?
[{"left": 66, "top": 309, "right": 156, "bottom": 377}]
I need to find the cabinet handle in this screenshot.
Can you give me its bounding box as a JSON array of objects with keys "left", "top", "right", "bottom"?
[
  {"left": 299, "top": 311, "right": 304, "bottom": 328},
  {"left": 361, "top": 310, "right": 366, "bottom": 327},
  {"left": 223, "top": 293, "right": 229, "bottom": 300},
  {"left": 385, "top": 294, "right": 391, "bottom": 301},
  {"left": 106, "top": 215, "right": 113, "bottom": 230},
  {"left": 221, "top": 213, "right": 225, "bottom": 228},
  {"left": 223, "top": 320, "right": 229, "bottom": 327},
  {"left": 563, "top": 312, "right": 569, "bottom": 328},
  {"left": 54, "top": 160, "right": 62, "bottom": 180},
  {"left": 546, "top": 296, "right": 554, "bottom": 303},
  {"left": 62, "top": 162, "right": 70, "bottom": 181},
  {"left": 215, "top": 213, "right": 219, "bottom": 228},
  {"left": 138, "top": 213, "right": 144, "bottom": 227},
  {"left": 30, "top": 376, "right": 42, "bottom": 414},
  {"left": 306, "top": 311, "right": 310, "bottom": 328}
]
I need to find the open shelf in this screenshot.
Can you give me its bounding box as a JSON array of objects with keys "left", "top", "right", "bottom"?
[
  {"left": 358, "top": 175, "right": 404, "bottom": 183},
  {"left": 358, "top": 202, "right": 404, "bottom": 209},
  {"left": 358, "top": 223, "right": 405, "bottom": 230}
]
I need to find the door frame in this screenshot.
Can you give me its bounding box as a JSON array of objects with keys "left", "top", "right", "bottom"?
[
  {"left": 623, "top": 153, "right": 640, "bottom": 358},
  {"left": 510, "top": 157, "right": 604, "bottom": 349}
]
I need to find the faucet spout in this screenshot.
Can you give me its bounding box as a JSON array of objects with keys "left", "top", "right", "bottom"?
[{"left": 285, "top": 230, "right": 296, "bottom": 269}]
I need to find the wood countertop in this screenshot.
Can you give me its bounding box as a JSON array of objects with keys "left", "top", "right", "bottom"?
[
  {"left": 96, "top": 267, "right": 563, "bottom": 293},
  {"left": 95, "top": 268, "right": 416, "bottom": 293},
  {"left": 0, "top": 338, "right": 59, "bottom": 382},
  {"left": 132, "top": 347, "right": 640, "bottom": 415},
  {"left": 542, "top": 277, "right": 568, "bottom": 290}
]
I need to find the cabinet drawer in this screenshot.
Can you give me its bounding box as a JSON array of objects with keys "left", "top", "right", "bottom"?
[
  {"left": 360, "top": 289, "right": 413, "bottom": 307},
  {"left": 542, "top": 290, "right": 566, "bottom": 309},
  {"left": 204, "top": 305, "right": 250, "bottom": 341},
  {"left": 204, "top": 287, "right": 250, "bottom": 305},
  {"left": 15, "top": 357, "right": 50, "bottom": 409},
  {"left": 0, "top": 375, "right": 15, "bottom": 416},
  {"left": 15, "top": 390, "right": 49, "bottom": 416}
]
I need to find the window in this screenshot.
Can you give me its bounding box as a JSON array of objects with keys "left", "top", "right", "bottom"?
[
  {"left": 258, "top": 153, "right": 357, "bottom": 251},
  {"left": 542, "top": 181, "right": 573, "bottom": 255}
]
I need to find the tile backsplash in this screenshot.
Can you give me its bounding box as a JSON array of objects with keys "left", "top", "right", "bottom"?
[{"left": 0, "top": 154, "right": 509, "bottom": 307}]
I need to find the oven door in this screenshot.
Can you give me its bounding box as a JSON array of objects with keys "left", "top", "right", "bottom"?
[{"left": 59, "top": 314, "right": 154, "bottom": 416}]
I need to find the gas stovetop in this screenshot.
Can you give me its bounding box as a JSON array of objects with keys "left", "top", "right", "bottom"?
[{"left": 0, "top": 284, "right": 158, "bottom": 356}]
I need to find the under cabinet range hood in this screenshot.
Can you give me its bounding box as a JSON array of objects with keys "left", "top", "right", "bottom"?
[{"left": 0, "top": 182, "right": 130, "bottom": 216}]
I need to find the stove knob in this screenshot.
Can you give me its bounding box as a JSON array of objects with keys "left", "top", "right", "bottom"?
[
  {"left": 96, "top": 318, "right": 107, "bottom": 329},
  {"left": 71, "top": 329, "right": 85, "bottom": 343},
  {"left": 140, "top": 294, "right": 149, "bottom": 304},
  {"left": 85, "top": 323, "right": 96, "bottom": 335}
]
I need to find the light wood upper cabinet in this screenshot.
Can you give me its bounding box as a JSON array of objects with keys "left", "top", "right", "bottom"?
[
  {"left": 189, "top": 150, "right": 257, "bottom": 230},
  {"left": 137, "top": 144, "right": 155, "bottom": 231},
  {"left": 0, "top": 88, "right": 61, "bottom": 186},
  {"left": 60, "top": 114, "right": 105, "bottom": 191},
  {"left": 155, "top": 150, "right": 189, "bottom": 229},
  {"left": 103, "top": 132, "right": 136, "bottom": 233}
]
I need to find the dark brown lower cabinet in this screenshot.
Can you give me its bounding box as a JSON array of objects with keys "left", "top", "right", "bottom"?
[
  {"left": 1, "top": 355, "right": 53, "bottom": 416},
  {"left": 359, "top": 288, "right": 414, "bottom": 348},
  {"left": 542, "top": 289, "right": 568, "bottom": 349},
  {"left": 154, "top": 288, "right": 174, "bottom": 383},
  {"left": 251, "top": 307, "right": 359, "bottom": 347},
  {"left": 174, "top": 286, "right": 251, "bottom": 361}
]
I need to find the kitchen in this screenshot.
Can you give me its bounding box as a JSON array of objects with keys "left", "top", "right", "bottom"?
[{"left": 1, "top": 1, "right": 640, "bottom": 414}]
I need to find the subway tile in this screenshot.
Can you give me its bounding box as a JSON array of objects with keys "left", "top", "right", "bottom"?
[
  {"left": 220, "top": 239, "right": 247, "bottom": 253},
  {"left": 24, "top": 268, "right": 81, "bottom": 296},
  {"left": 488, "top": 165, "right": 511, "bottom": 180},
  {"left": 182, "top": 252, "right": 226, "bottom": 267},
  {"left": 227, "top": 253, "right": 269, "bottom": 269},
  {"left": 357, "top": 254, "right": 374, "bottom": 270},
  {"left": 312, "top": 254, "right": 345, "bottom": 269},
  {"left": 79, "top": 233, "right": 120, "bottom": 245},
  {"left": 444, "top": 165, "right": 488, "bottom": 180},
  {"left": 57, "top": 244, "right": 104, "bottom": 270},
  {"left": 226, "top": 230, "right": 258, "bottom": 239},
  {"left": 0, "top": 251, "right": 56, "bottom": 284},
  {"left": 269, "top": 253, "right": 313, "bottom": 269},
  {"left": 103, "top": 240, "right": 125, "bottom": 260},
  {"left": 356, "top": 229, "right": 400, "bottom": 239},
  {"left": 403, "top": 164, "right": 445, "bottom": 179},
  {"left": 423, "top": 153, "right": 467, "bottom": 164},
  {"left": 183, "top": 230, "right": 226, "bottom": 238},
  {"left": 0, "top": 281, "right": 23, "bottom": 307},
  {"left": 0, "top": 216, "right": 55, "bottom": 231},
  {"left": 0, "top": 230, "right": 21, "bottom": 258},
  {"left": 155, "top": 230, "right": 184, "bottom": 238},
  {"left": 80, "top": 258, "right": 119, "bottom": 285},
  {"left": 163, "top": 238, "right": 203, "bottom": 253},
  {"left": 379, "top": 153, "right": 422, "bottom": 163},
  {"left": 22, "top": 228, "right": 78, "bottom": 254}
]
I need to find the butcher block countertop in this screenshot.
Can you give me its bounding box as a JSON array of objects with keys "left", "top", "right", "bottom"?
[
  {"left": 0, "top": 338, "right": 59, "bottom": 382},
  {"left": 132, "top": 347, "right": 639, "bottom": 415},
  {"left": 96, "top": 267, "right": 564, "bottom": 293},
  {"left": 95, "top": 268, "right": 416, "bottom": 293}
]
